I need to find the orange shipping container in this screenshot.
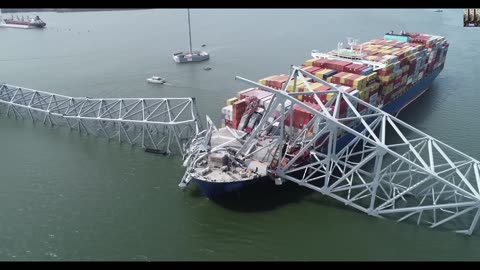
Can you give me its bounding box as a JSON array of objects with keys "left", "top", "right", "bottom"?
[{"left": 304, "top": 58, "right": 316, "bottom": 66}]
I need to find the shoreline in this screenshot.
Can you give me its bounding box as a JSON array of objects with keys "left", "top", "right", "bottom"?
[{"left": 1, "top": 8, "right": 149, "bottom": 14}]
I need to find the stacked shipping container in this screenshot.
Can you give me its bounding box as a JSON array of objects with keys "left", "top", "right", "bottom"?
[{"left": 220, "top": 32, "right": 448, "bottom": 137}]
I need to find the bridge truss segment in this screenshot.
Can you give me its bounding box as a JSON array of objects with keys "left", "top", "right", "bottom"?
[
  {"left": 0, "top": 84, "right": 202, "bottom": 155},
  {"left": 232, "top": 66, "right": 480, "bottom": 235}
]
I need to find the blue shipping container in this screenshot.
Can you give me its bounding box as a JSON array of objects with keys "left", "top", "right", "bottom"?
[
  {"left": 384, "top": 34, "right": 409, "bottom": 43},
  {"left": 360, "top": 67, "right": 373, "bottom": 75}
]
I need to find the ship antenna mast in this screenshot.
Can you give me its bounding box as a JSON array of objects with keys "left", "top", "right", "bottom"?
[
  {"left": 187, "top": 8, "right": 193, "bottom": 55},
  {"left": 347, "top": 37, "right": 358, "bottom": 51}
]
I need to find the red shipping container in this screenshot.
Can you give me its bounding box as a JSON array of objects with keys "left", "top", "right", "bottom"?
[
  {"left": 325, "top": 60, "right": 353, "bottom": 72},
  {"left": 312, "top": 58, "right": 330, "bottom": 68},
  {"left": 330, "top": 72, "right": 348, "bottom": 84},
  {"left": 240, "top": 88, "right": 273, "bottom": 100},
  {"left": 322, "top": 59, "right": 336, "bottom": 69},
  {"left": 289, "top": 102, "right": 321, "bottom": 129},
  {"left": 343, "top": 74, "right": 362, "bottom": 87},
  {"left": 394, "top": 75, "right": 402, "bottom": 85},
  {"left": 304, "top": 102, "right": 321, "bottom": 111},
  {"left": 232, "top": 99, "right": 247, "bottom": 129},
  {"left": 266, "top": 75, "right": 289, "bottom": 89},
  {"left": 344, "top": 63, "right": 366, "bottom": 74},
  {"left": 354, "top": 66, "right": 368, "bottom": 75},
  {"left": 301, "top": 66, "right": 321, "bottom": 75},
  {"left": 356, "top": 97, "right": 370, "bottom": 112},
  {"left": 357, "top": 66, "right": 368, "bottom": 73},
  {"left": 336, "top": 60, "right": 354, "bottom": 71},
  {"left": 294, "top": 109, "right": 311, "bottom": 129},
  {"left": 378, "top": 69, "right": 393, "bottom": 76},
  {"left": 343, "top": 87, "right": 355, "bottom": 93},
  {"left": 304, "top": 85, "right": 331, "bottom": 103},
  {"left": 284, "top": 113, "right": 291, "bottom": 127},
  {"left": 329, "top": 104, "right": 347, "bottom": 119},
  {"left": 231, "top": 118, "right": 241, "bottom": 129}
]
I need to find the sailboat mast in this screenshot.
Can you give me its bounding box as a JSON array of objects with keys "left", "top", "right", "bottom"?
[{"left": 187, "top": 8, "right": 193, "bottom": 54}]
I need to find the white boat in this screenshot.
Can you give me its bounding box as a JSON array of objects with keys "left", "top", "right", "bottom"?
[
  {"left": 146, "top": 76, "right": 166, "bottom": 84},
  {"left": 173, "top": 50, "right": 210, "bottom": 63},
  {"left": 172, "top": 9, "right": 209, "bottom": 63}
]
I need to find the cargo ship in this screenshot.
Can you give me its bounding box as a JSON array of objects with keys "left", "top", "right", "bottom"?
[
  {"left": 182, "top": 31, "right": 449, "bottom": 199},
  {"left": 0, "top": 11, "right": 46, "bottom": 29}
]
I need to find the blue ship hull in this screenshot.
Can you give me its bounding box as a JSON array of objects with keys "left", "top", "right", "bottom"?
[{"left": 193, "top": 67, "right": 443, "bottom": 199}]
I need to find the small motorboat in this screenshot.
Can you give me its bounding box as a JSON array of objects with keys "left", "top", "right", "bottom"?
[
  {"left": 434, "top": 10, "right": 443, "bottom": 12},
  {"left": 203, "top": 66, "right": 212, "bottom": 71},
  {"left": 147, "top": 76, "right": 166, "bottom": 84}
]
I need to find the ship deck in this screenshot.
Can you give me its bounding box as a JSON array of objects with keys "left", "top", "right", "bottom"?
[{"left": 191, "top": 127, "right": 272, "bottom": 183}]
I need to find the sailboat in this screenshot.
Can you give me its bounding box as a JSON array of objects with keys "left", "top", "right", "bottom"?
[{"left": 172, "top": 9, "right": 209, "bottom": 63}]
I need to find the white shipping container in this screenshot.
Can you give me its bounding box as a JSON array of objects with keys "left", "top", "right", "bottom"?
[
  {"left": 407, "top": 77, "right": 413, "bottom": 85},
  {"left": 263, "top": 99, "right": 271, "bottom": 110},
  {"left": 237, "top": 88, "right": 256, "bottom": 98},
  {"left": 222, "top": 105, "right": 233, "bottom": 121},
  {"left": 260, "top": 96, "right": 273, "bottom": 108}
]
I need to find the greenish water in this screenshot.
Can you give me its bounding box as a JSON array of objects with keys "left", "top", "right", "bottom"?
[{"left": 1, "top": 9, "right": 480, "bottom": 261}]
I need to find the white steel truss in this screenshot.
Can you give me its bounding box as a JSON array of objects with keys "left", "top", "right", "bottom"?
[
  {"left": 0, "top": 84, "right": 202, "bottom": 155},
  {"left": 213, "top": 65, "right": 480, "bottom": 235}
]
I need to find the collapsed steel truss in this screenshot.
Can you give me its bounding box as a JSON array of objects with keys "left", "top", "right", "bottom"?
[
  {"left": 229, "top": 66, "right": 480, "bottom": 235},
  {"left": 0, "top": 84, "right": 201, "bottom": 155}
]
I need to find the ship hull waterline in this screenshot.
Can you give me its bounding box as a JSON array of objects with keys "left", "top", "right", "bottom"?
[
  {"left": 0, "top": 23, "right": 45, "bottom": 29},
  {"left": 191, "top": 67, "right": 443, "bottom": 199}
]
